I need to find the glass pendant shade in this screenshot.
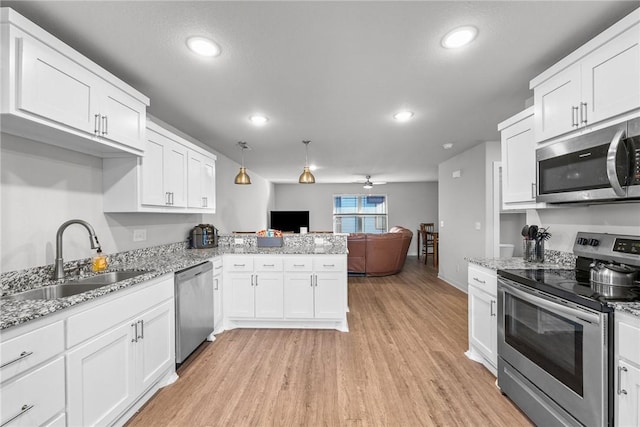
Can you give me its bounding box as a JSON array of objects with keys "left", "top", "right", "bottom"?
[
  {"left": 234, "top": 142, "right": 251, "bottom": 185},
  {"left": 298, "top": 140, "right": 316, "bottom": 184}
]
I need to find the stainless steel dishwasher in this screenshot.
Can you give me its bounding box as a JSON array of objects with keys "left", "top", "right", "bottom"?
[{"left": 175, "top": 261, "right": 214, "bottom": 364}]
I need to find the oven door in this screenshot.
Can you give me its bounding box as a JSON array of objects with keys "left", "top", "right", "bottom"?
[
  {"left": 536, "top": 121, "right": 631, "bottom": 203},
  {"left": 497, "top": 278, "right": 609, "bottom": 427}
]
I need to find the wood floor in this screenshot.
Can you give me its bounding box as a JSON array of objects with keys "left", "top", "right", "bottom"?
[{"left": 127, "top": 258, "right": 532, "bottom": 426}]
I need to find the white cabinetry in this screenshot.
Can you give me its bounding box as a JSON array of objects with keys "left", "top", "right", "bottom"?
[
  {"left": 66, "top": 275, "right": 175, "bottom": 426},
  {"left": 188, "top": 151, "right": 216, "bottom": 210},
  {"left": 615, "top": 311, "right": 640, "bottom": 427},
  {"left": 0, "top": 321, "right": 66, "bottom": 426},
  {"left": 141, "top": 123, "right": 188, "bottom": 208},
  {"left": 224, "top": 256, "right": 284, "bottom": 319},
  {"left": 103, "top": 120, "right": 217, "bottom": 213},
  {"left": 0, "top": 8, "right": 148, "bottom": 157},
  {"left": 466, "top": 264, "right": 497, "bottom": 376},
  {"left": 498, "top": 107, "right": 545, "bottom": 210},
  {"left": 224, "top": 254, "right": 348, "bottom": 331},
  {"left": 531, "top": 10, "right": 640, "bottom": 143},
  {"left": 212, "top": 257, "right": 224, "bottom": 334}
]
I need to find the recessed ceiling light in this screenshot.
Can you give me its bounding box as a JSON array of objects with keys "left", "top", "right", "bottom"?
[
  {"left": 441, "top": 26, "right": 478, "bottom": 49},
  {"left": 443, "top": 143, "right": 454, "bottom": 149},
  {"left": 186, "top": 36, "right": 221, "bottom": 57},
  {"left": 393, "top": 111, "right": 414, "bottom": 122},
  {"left": 249, "top": 115, "right": 269, "bottom": 126}
]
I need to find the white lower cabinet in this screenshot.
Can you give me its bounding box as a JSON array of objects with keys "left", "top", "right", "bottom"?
[
  {"left": 66, "top": 278, "right": 174, "bottom": 426},
  {"left": 224, "top": 254, "right": 348, "bottom": 330},
  {"left": 212, "top": 257, "right": 224, "bottom": 334},
  {"left": 615, "top": 311, "right": 640, "bottom": 427},
  {"left": 466, "top": 264, "right": 498, "bottom": 375},
  {"left": 0, "top": 357, "right": 65, "bottom": 427}
]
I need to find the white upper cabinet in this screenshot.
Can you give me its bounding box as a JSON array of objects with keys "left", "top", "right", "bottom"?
[
  {"left": 187, "top": 150, "right": 216, "bottom": 210},
  {"left": 103, "top": 119, "right": 216, "bottom": 213},
  {"left": 0, "top": 8, "right": 149, "bottom": 156},
  {"left": 531, "top": 9, "right": 640, "bottom": 143},
  {"left": 498, "top": 107, "right": 546, "bottom": 210}
]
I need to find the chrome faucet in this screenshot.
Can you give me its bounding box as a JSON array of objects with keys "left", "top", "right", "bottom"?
[{"left": 52, "top": 219, "right": 101, "bottom": 280}]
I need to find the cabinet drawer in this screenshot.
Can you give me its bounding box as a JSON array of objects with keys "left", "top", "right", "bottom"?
[
  {"left": 0, "top": 357, "right": 65, "bottom": 427},
  {"left": 67, "top": 275, "right": 173, "bottom": 348},
  {"left": 618, "top": 315, "right": 640, "bottom": 364},
  {"left": 468, "top": 265, "right": 497, "bottom": 295},
  {"left": 254, "top": 257, "right": 283, "bottom": 271},
  {"left": 211, "top": 257, "right": 223, "bottom": 272},
  {"left": 284, "top": 257, "right": 313, "bottom": 271},
  {"left": 313, "top": 257, "right": 345, "bottom": 272},
  {"left": 224, "top": 256, "right": 254, "bottom": 272},
  {"left": 0, "top": 321, "right": 64, "bottom": 383}
]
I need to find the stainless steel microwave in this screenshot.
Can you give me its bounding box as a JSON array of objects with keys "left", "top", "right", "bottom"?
[{"left": 536, "top": 117, "right": 640, "bottom": 203}]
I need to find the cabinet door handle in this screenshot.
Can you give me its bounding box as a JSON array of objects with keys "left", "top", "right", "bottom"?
[
  {"left": 0, "top": 351, "right": 33, "bottom": 368},
  {"left": 102, "top": 115, "right": 108, "bottom": 135},
  {"left": 255, "top": 275, "right": 258, "bottom": 286},
  {"left": 1, "top": 404, "right": 34, "bottom": 427},
  {"left": 138, "top": 319, "right": 144, "bottom": 340},
  {"left": 314, "top": 275, "right": 318, "bottom": 287},
  {"left": 617, "top": 365, "right": 628, "bottom": 395},
  {"left": 165, "top": 192, "right": 171, "bottom": 205},
  {"left": 580, "top": 102, "right": 588, "bottom": 125},
  {"left": 131, "top": 323, "right": 138, "bottom": 343},
  {"left": 262, "top": 264, "right": 275, "bottom": 267},
  {"left": 250, "top": 274, "right": 254, "bottom": 286},
  {"left": 473, "top": 277, "right": 486, "bottom": 284},
  {"left": 571, "top": 106, "right": 579, "bottom": 127},
  {"left": 214, "top": 278, "right": 219, "bottom": 290},
  {"left": 323, "top": 264, "right": 335, "bottom": 267},
  {"left": 234, "top": 264, "right": 245, "bottom": 267},
  {"left": 490, "top": 300, "right": 496, "bottom": 317},
  {"left": 94, "top": 114, "right": 101, "bottom": 134},
  {"left": 293, "top": 264, "right": 305, "bottom": 267},
  {"left": 170, "top": 192, "right": 174, "bottom": 205},
  {"left": 531, "top": 183, "right": 536, "bottom": 200},
  {"left": 310, "top": 275, "right": 314, "bottom": 287}
]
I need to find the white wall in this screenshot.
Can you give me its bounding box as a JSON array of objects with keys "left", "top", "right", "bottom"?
[
  {"left": 274, "top": 182, "right": 438, "bottom": 255},
  {"left": 1, "top": 131, "right": 274, "bottom": 272},
  {"left": 438, "top": 141, "right": 500, "bottom": 291},
  {"left": 526, "top": 204, "right": 640, "bottom": 252}
]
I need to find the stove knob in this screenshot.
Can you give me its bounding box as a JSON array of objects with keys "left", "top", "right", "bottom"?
[{"left": 589, "top": 239, "right": 600, "bottom": 247}]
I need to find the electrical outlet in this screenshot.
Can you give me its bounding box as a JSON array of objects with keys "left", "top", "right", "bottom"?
[
  {"left": 234, "top": 238, "right": 244, "bottom": 245},
  {"left": 440, "top": 220, "right": 444, "bottom": 228},
  {"left": 133, "top": 229, "right": 147, "bottom": 242},
  {"left": 475, "top": 222, "right": 481, "bottom": 230}
]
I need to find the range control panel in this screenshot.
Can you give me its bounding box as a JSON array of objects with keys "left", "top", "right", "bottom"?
[{"left": 574, "top": 232, "right": 640, "bottom": 267}]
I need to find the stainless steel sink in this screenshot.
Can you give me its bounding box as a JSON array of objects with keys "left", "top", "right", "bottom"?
[
  {"left": 70, "top": 270, "right": 147, "bottom": 285},
  {"left": 1, "top": 270, "right": 148, "bottom": 302}
]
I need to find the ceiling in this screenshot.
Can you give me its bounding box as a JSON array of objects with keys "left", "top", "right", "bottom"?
[{"left": 3, "top": 1, "right": 638, "bottom": 184}]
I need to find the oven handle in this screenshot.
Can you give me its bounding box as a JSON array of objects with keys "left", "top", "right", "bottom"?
[
  {"left": 606, "top": 129, "right": 627, "bottom": 197},
  {"left": 499, "top": 279, "right": 600, "bottom": 325}
]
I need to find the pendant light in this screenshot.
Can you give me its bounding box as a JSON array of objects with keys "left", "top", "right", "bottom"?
[
  {"left": 298, "top": 140, "right": 315, "bottom": 184},
  {"left": 234, "top": 141, "right": 252, "bottom": 185}
]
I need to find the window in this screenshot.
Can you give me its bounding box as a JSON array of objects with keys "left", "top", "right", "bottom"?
[{"left": 333, "top": 194, "right": 387, "bottom": 233}]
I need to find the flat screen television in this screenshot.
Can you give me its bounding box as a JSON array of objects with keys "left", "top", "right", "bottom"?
[{"left": 270, "top": 211, "right": 310, "bottom": 233}]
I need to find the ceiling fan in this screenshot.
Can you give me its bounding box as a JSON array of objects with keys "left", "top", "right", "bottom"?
[{"left": 354, "top": 175, "right": 387, "bottom": 189}]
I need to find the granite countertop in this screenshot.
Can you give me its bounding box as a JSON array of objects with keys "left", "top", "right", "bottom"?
[
  {"left": 0, "top": 239, "right": 347, "bottom": 331},
  {"left": 466, "top": 256, "right": 640, "bottom": 319}
]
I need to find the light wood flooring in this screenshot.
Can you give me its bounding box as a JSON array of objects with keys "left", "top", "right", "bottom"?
[{"left": 127, "top": 257, "right": 532, "bottom": 426}]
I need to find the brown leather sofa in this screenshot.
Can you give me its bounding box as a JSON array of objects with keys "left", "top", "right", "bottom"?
[{"left": 347, "top": 226, "right": 413, "bottom": 276}]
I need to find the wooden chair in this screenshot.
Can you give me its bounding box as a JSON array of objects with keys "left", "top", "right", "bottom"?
[{"left": 419, "top": 223, "right": 435, "bottom": 265}]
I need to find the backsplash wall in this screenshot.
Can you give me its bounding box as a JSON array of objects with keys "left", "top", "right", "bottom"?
[
  {"left": 526, "top": 204, "right": 640, "bottom": 252},
  {"left": 1, "top": 131, "right": 274, "bottom": 273}
]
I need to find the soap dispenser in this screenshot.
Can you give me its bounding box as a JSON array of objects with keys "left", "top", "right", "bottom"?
[{"left": 92, "top": 248, "right": 108, "bottom": 272}]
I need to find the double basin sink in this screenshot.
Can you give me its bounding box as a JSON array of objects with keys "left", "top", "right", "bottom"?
[{"left": 2, "top": 270, "right": 148, "bottom": 302}]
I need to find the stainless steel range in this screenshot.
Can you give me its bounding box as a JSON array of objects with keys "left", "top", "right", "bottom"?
[{"left": 497, "top": 232, "right": 640, "bottom": 427}]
